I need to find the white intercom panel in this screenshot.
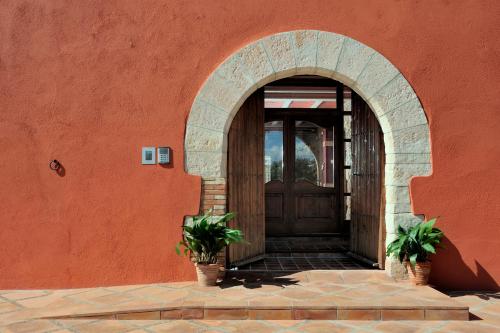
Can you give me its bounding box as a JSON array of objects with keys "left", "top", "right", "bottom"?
[
  {"left": 158, "top": 147, "right": 171, "bottom": 165},
  {"left": 142, "top": 147, "right": 156, "bottom": 165}
]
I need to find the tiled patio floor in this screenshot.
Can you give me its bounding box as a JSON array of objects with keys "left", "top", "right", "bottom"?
[{"left": 0, "top": 271, "right": 498, "bottom": 332}]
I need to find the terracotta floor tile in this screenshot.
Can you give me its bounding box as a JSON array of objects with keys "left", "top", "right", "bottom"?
[
  {"left": 0, "top": 302, "right": 20, "bottom": 314},
  {"left": 425, "top": 308, "right": 470, "bottom": 320},
  {"left": 67, "top": 288, "right": 116, "bottom": 302},
  {"left": 248, "top": 295, "right": 293, "bottom": 308},
  {"left": 91, "top": 292, "right": 133, "bottom": 305},
  {"left": 125, "top": 286, "right": 189, "bottom": 302},
  {"left": 294, "top": 308, "right": 337, "bottom": 320},
  {"left": 1, "top": 291, "right": 49, "bottom": 301},
  {"left": 16, "top": 294, "right": 67, "bottom": 308},
  {"left": 297, "top": 321, "right": 354, "bottom": 333},
  {"left": 50, "top": 288, "right": 92, "bottom": 298},
  {"left": 306, "top": 271, "right": 344, "bottom": 283},
  {"left": 206, "top": 297, "right": 248, "bottom": 308},
  {"left": 279, "top": 288, "right": 321, "bottom": 300},
  {"left": 73, "top": 320, "right": 135, "bottom": 333},
  {"left": 160, "top": 309, "right": 182, "bottom": 319},
  {"left": 181, "top": 307, "right": 204, "bottom": 319},
  {"left": 52, "top": 319, "right": 96, "bottom": 328},
  {"left": 159, "top": 281, "right": 196, "bottom": 289},
  {"left": 478, "top": 301, "right": 500, "bottom": 315},
  {"left": 219, "top": 320, "right": 282, "bottom": 333},
  {"left": 5, "top": 319, "right": 61, "bottom": 333},
  {"left": 432, "top": 322, "right": 495, "bottom": 333},
  {"left": 115, "top": 310, "right": 161, "bottom": 320},
  {"left": 371, "top": 321, "right": 436, "bottom": 333},
  {"left": 248, "top": 309, "right": 293, "bottom": 320},
  {"left": 148, "top": 321, "right": 202, "bottom": 333},
  {"left": 338, "top": 309, "right": 381, "bottom": 320},
  {"left": 204, "top": 308, "right": 248, "bottom": 319},
  {"left": 381, "top": 309, "right": 425, "bottom": 320}
]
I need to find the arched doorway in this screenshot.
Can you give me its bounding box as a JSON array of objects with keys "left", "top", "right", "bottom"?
[
  {"left": 184, "top": 30, "right": 431, "bottom": 278},
  {"left": 226, "top": 76, "right": 385, "bottom": 271}
]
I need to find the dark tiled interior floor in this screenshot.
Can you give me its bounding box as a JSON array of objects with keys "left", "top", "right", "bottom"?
[
  {"left": 238, "top": 254, "right": 367, "bottom": 271},
  {"left": 265, "top": 237, "right": 349, "bottom": 253},
  {"left": 238, "top": 237, "right": 372, "bottom": 271}
]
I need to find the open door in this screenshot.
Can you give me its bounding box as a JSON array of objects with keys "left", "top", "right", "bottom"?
[
  {"left": 350, "top": 92, "right": 385, "bottom": 268},
  {"left": 227, "top": 89, "right": 265, "bottom": 267}
]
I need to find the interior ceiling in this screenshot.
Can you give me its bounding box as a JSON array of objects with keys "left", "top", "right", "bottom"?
[{"left": 264, "top": 75, "right": 348, "bottom": 109}]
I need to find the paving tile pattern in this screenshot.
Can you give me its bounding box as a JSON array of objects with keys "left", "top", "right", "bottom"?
[
  {"left": 0, "top": 272, "right": 498, "bottom": 332},
  {"left": 0, "top": 271, "right": 477, "bottom": 331},
  {"left": 238, "top": 254, "right": 367, "bottom": 271}
]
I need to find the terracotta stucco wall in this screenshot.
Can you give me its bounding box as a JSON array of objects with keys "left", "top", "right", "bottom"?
[{"left": 0, "top": 0, "right": 499, "bottom": 290}]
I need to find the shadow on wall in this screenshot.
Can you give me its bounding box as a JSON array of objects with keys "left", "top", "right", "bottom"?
[{"left": 431, "top": 237, "right": 499, "bottom": 291}]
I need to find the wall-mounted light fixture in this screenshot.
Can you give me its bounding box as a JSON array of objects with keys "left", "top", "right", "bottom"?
[{"left": 49, "top": 159, "right": 61, "bottom": 171}]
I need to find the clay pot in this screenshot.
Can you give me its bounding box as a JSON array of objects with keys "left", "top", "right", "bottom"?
[
  {"left": 195, "top": 263, "right": 220, "bottom": 287},
  {"left": 406, "top": 260, "right": 431, "bottom": 285}
]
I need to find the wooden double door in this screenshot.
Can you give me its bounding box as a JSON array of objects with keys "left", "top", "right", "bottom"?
[
  {"left": 264, "top": 109, "right": 342, "bottom": 236},
  {"left": 227, "top": 83, "right": 384, "bottom": 267}
]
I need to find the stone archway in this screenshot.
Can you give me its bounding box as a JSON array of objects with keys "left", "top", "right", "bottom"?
[{"left": 184, "top": 30, "right": 431, "bottom": 277}]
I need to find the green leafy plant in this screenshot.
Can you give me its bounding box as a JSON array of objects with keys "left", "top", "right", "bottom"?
[
  {"left": 176, "top": 211, "right": 245, "bottom": 264},
  {"left": 386, "top": 218, "right": 444, "bottom": 267}
]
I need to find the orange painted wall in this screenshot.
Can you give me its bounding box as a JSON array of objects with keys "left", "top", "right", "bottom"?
[{"left": 0, "top": 0, "right": 499, "bottom": 290}]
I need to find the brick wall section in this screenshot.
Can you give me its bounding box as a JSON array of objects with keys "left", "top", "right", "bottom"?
[
  {"left": 200, "top": 177, "right": 227, "bottom": 274},
  {"left": 200, "top": 178, "right": 226, "bottom": 215}
]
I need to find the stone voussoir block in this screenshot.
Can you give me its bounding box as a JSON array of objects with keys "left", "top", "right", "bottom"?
[
  {"left": 236, "top": 42, "right": 276, "bottom": 88},
  {"left": 334, "top": 37, "right": 375, "bottom": 86},
  {"left": 354, "top": 50, "right": 399, "bottom": 101},
  {"left": 292, "top": 30, "right": 319, "bottom": 74},
  {"left": 185, "top": 151, "right": 224, "bottom": 178},
  {"left": 261, "top": 32, "right": 297, "bottom": 79},
  {"left": 379, "top": 98, "right": 428, "bottom": 133},
  {"left": 385, "top": 213, "right": 425, "bottom": 234},
  {"left": 385, "top": 153, "right": 431, "bottom": 164},
  {"left": 215, "top": 53, "right": 257, "bottom": 97},
  {"left": 385, "top": 163, "right": 431, "bottom": 186},
  {"left": 384, "top": 125, "right": 431, "bottom": 155},
  {"left": 385, "top": 185, "right": 411, "bottom": 204},
  {"left": 188, "top": 99, "right": 229, "bottom": 133},
  {"left": 198, "top": 72, "right": 245, "bottom": 114},
  {"left": 368, "top": 74, "right": 418, "bottom": 119},
  {"left": 316, "top": 31, "right": 345, "bottom": 77},
  {"left": 185, "top": 126, "right": 225, "bottom": 153},
  {"left": 386, "top": 202, "right": 412, "bottom": 214}
]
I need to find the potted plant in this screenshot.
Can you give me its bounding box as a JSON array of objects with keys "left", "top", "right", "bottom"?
[
  {"left": 386, "top": 218, "right": 444, "bottom": 285},
  {"left": 176, "top": 211, "right": 244, "bottom": 286}
]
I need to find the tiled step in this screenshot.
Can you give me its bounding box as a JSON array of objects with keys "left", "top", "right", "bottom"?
[
  {"left": 266, "top": 236, "right": 348, "bottom": 253},
  {"left": 41, "top": 271, "right": 469, "bottom": 322},
  {"left": 47, "top": 304, "right": 469, "bottom": 321}
]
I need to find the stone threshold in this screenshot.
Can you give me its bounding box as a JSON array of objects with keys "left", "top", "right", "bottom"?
[{"left": 45, "top": 304, "right": 469, "bottom": 321}]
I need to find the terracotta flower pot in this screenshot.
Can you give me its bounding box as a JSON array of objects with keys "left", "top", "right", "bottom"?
[
  {"left": 195, "top": 263, "right": 220, "bottom": 287},
  {"left": 406, "top": 260, "right": 431, "bottom": 286}
]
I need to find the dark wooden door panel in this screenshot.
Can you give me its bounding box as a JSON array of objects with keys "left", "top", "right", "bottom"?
[
  {"left": 350, "top": 92, "right": 384, "bottom": 266},
  {"left": 227, "top": 88, "right": 265, "bottom": 266},
  {"left": 296, "top": 194, "right": 334, "bottom": 219},
  {"left": 265, "top": 193, "right": 283, "bottom": 219},
  {"left": 265, "top": 113, "right": 342, "bottom": 235},
  {"left": 264, "top": 85, "right": 344, "bottom": 237}
]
